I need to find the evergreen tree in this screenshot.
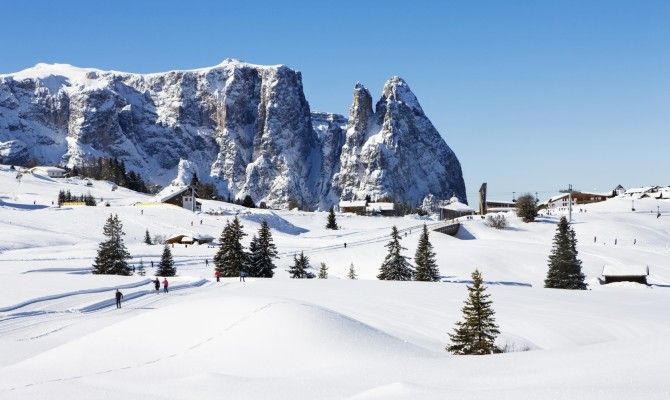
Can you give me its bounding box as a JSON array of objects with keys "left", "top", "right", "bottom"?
[
  {"left": 156, "top": 245, "right": 176, "bottom": 276},
  {"left": 213, "top": 217, "right": 247, "bottom": 277},
  {"left": 447, "top": 269, "right": 501, "bottom": 355},
  {"left": 241, "top": 195, "right": 256, "bottom": 208},
  {"left": 545, "top": 217, "right": 587, "bottom": 289},
  {"left": 326, "top": 206, "right": 338, "bottom": 230},
  {"left": 289, "top": 251, "right": 315, "bottom": 279},
  {"left": 348, "top": 263, "right": 357, "bottom": 280},
  {"left": 414, "top": 224, "right": 440, "bottom": 281},
  {"left": 144, "top": 229, "right": 152, "bottom": 245},
  {"left": 516, "top": 193, "right": 538, "bottom": 222},
  {"left": 245, "top": 220, "right": 278, "bottom": 277},
  {"left": 377, "top": 226, "right": 413, "bottom": 281},
  {"left": 137, "top": 259, "right": 146, "bottom": 276},
  {"left": 92, "top": 214, "right": 132, "bottom": 275},
  {"left": 318, "top": 262, "right": 329, "bottom": 279}
]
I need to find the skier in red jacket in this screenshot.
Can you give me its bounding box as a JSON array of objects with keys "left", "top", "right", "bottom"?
[
  {"left": 215, "top": 270, "right": 221, "bottom": 282},
  {"left": 162, "top": 278, "right": 169, "bottom": 293}
]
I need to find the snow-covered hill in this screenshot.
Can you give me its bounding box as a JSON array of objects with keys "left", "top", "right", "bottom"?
[
  {"left": 0, "top": 61, "right": 466, "bottom": 209},
  {"left": 1, "top": 166, "right": 670, "bottom": 399}
]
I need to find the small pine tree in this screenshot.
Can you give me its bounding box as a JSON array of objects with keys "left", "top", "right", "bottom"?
[
  {"left": 245, "top": 220, "right": 278, "bottom": 277},
  {"left": 377, "top": 226, "right": 413, "bottom": 281},
  {"left": 326, "top": 206, "right": 338, "bottom": 230},
  {"left": 414, "top": 224, "right": 440, "bottom": 281},
  {"left": 516, "top": 193, "right": 538, "bottom": 223},
  {"left": 213, "top": 217, "right": 247, "bottom": 277},
  {"left": 92, "top": 214, "right": 132, "bottom": 275},
  {"left": 156, "top": 245, "right": 176, "bottom": 277},
  {"left": 318, "top": 262, "right": 329, "bottom": 279},
  {"left": 144, "top": 229, "right": 152, "bottom": 245},
  {"left": 137, "top": 259, "right": 146, "bottom": 276},
  {"left": 447, "top": 269, "right": 501, "bottom": 355},
  {"left": 241, "top": 195, "right": 256, "bottom": 208},
  {"left": 348, "top": 263, "right": 357, "bottom": 280},
  {"left": 289, "top": 251, "right": 314, "bottom": 279},
  {"left": 545, "top": 217, "right": 587, "bottom": 289}
]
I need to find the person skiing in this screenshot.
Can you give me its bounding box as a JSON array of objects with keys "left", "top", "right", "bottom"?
[
  {"left": 239, "top": 270, "right": 246, "bottom": 282},
  {"left": 163, "top": 278, "right": 169, "bottom": 293},
  {"left": 344, "top": 242, "right": 347, "bottom": 248},
  {"left": 215, "top": 270, "right": 221, "bottom": 282},
  {"left": 154, "top": 278, "right": 160, "bottom": 293},
  {"left": 205, "top": 259, "right": 209, "bottom": 267},
  {"left": 115, "top": 289, "right": 123, "bottom": 309}
]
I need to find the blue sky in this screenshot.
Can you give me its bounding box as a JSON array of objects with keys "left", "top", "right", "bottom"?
[{"left": 3, "top": 0, "right": 669, "bottom": 201}]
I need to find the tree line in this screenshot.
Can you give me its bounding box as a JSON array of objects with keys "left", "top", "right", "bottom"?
[
  {"left": 57, "top": 189, "right": 97, "bottom": 206},
  {"left": 72, "top": 157, "right": 150, "bottom": 193}
]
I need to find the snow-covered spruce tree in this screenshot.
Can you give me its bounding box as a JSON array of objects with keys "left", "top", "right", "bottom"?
[
  {"left": 326, "top": 206, "right": 338, "bottom": 230},
  {"left": 137, "top": 259, "right": 146, "bottom": 276},
  {"left": 214, "top": 217, "right": 247, "bottom": 277},
  {"left": 144, "top": 229, "right": 152, "bottom": 245},
  {"left": 377, "top": 226, "right": 414, "bottom": 281},
  {"left": 246, "top": 220, "right": 278, "bottom": 278},
  {"left": 545, "top": 217, "right": 587, "bottom": 289},
  {"left": 289, "top": 251, "right": 315, "bottom": 279},
  {"left": 414, "top": 224, "right": 440, "bottom": 281},
  {"left": 348, "top": 263, "right": 357, "bottom": 280},
  {"left": 92, "top": 214, "right": 132, "bottom": 275},
  {"left": 156, "top": 244, "right": 176, "bottom": 277},
  {"left": 516, "top": 193, "right": 538, "bottom": 222},
  {"left": 447, "top": 269, "right": 501, "bottom": 355},
  {"left": 566, "top": 227, "right": 587, "bottom": 289},
  {"left": 318, "top": 262, "right": 329, "bottom": 279}
]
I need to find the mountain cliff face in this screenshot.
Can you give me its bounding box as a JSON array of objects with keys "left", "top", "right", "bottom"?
[
  {"left": 0, "top": 60, "right": 466, "bottom": 209},
  {"left": 333, "top": 77, "right": 466, "bottom": 205}
]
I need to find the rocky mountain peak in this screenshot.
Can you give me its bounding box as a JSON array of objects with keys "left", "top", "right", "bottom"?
[{"left": 0, "top": 61, "right": 466, "bottom": 209}]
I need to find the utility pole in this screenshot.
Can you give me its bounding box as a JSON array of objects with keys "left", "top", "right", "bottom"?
[
  {"left": 512, "top": 191, "right": 516, "bottom": 202},
  {"left": 632, "top": 199, "right": 635, "bottom": 212},
  {"left": 568, "top": 184, "right": 573, "bottom": 223}
]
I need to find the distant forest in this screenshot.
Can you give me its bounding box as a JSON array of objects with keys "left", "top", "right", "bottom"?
[{"left": 71, "top": 158, "right": 150, "bottom": 193}]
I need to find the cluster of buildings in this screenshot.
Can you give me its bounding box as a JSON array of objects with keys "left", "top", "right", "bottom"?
[{"left": 338, "top": 200, "right": 396, "bottom": 216}]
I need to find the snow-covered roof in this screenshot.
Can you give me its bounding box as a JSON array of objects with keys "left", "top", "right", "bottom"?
[
  {"left": 339, "top": 200, "right": 367, "bottom": 208},
  {"left": 440, "top": 196, "right": 474, "bottom": 212},
  {"left": 367, "top": 202, "right": 394, "bottom": 211},
  {"left": 30, "top": 166, "right": 65, "bottom": 174},
  {"left": 441, "top": 201, "right": 474, "bottom": 212},
  {"left": 625, "top": 186, "right": 657, "bottom": 194},
  {"left": 602, "top": 264, "right": 649, "bottom": 277},
  {"left": 153, "top": 185, "right": 193, "bottom": 203},
  {"left": 192, "top": 233, "right": 215, "bottom": 241}
]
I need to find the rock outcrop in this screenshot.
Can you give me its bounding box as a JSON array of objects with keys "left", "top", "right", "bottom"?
[{"left": 0, "top": 61, "right": 466, "bottom": 208}]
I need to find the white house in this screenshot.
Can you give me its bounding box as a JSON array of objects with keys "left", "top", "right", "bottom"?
[{"left": 30, "top": 166, "right": 66, "bottom": 178}]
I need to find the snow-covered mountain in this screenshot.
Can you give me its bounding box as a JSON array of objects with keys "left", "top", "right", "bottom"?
[{"left": 0, "top": 60, "right": 466, "bottom": 208}]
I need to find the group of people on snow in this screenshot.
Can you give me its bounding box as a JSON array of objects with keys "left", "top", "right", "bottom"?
[{"left": 114, "top": 277, "right": 169, "bottom": 309}]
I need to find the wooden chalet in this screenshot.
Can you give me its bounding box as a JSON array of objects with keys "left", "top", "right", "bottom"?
[{"left": 600, "top": 265, "right": 649, "bottom": 285}]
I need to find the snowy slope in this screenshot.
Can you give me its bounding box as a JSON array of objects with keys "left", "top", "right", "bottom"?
[{"left": 1, "top": 166, "right": 670, "bottom": 399}]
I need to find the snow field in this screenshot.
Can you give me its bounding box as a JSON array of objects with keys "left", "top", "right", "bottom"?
[{"left": 1, "top": 166, "right": 670, "bottom": 398}]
